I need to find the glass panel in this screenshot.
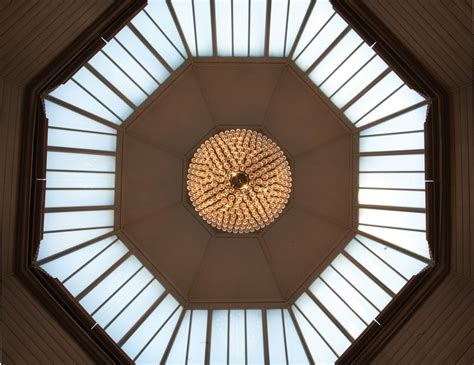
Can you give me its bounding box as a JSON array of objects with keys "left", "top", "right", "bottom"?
[
  {"left": 172, "top": 0, "right": 197, "bottom": 55},
  {"left": 360, "top": 132, "right": 424, "bottom": 154},
  {"left": 269, "top": 0, "right": 289, "bottom": 57},
  {"left": 195, "top": 0, "right": 213, "bottom": 56},
  {"left": 47, "top": 128, "right": 116, "bottom": 152},
  {"left": 188, "top": 310, "right": 208, "bottom": 364},
  {"left": 246, "top": 309, "right": 264, "bottom": 365},
  {"left": 266, "top": 309, "right": 286, "bottom": 364},
  {"left": 210, "top": 310, "right": 228, "bottom": 365},
  {"left": 43, "top": 210, "right": 114, "bottom": 232},
  {"left": 249, "top": 0, "right": 266, "bottom": 57},
  {"left": 45, "top": 189, "right": 115, "bottom": 208},
  {"left": 215, "top": 0, "right": 233, "bottom": 56},
  {"left": 47, "top": 151, "right": 116, "bottom": 172},
  {"left": 359, "top": 172, "right": 425, "bottom": 190},
  {"left": 167, "top": 310, "right": 190, "bottom": 364},
  {"left": 285, "top": 0, "right": 310, "bottom": 56},
  {"left": 46, "top": 171, "right": 115, "bottom": 189},
  {"left": 359, "top": 154, "right": 424, "bottom": 172},
  {"left": 359, "top": 208, "right": 426, "bottom": 230},
  {"left": 229, "top": 310, "right": 245, "bottom": 365},
  {"left": 233, "top": 0, "right": 249, "bottom": 57},
  {"left": 283, "top": 309, "right": 309, "bottom": 364},
  {"left": 359, "top": 188, "right": 425, "bottom": 208}
]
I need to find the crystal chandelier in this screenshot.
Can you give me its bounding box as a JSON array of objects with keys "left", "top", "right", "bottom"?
[{"left": 187, "top": 129, "right": 292, "bottom": 233}]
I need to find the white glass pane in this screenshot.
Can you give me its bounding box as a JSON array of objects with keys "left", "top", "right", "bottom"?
[
  {"left": 359, "top": 188, "right": 425, "bottom": 208},
  {"left": 49, "top": 80, "right": 121, "bottom": 124},
  {"left": 358, "top": 224, "right": 430, "bottom": 258},
  {"left": 309, "top": 30, "right": 362, "bottom": 85},
  {"left": 48, "top": 128, "right": 116, "bottom": 152},
  {"left": 309, "top": 279, "right": 366, "bottom": 338},
  {"left": 293, "top": 306, "right": 337, "bottom": 364},
  {"left": 320, "top": 265, "right": 378, "bottom": 324},
  {"left": 73, "top": 68, "right": 133, "bottom": 121},
  {"left": 249, "top": 0, "right": 266, "bottom": 56},
  {"left": 345, "top": 239, "right": 406, "bottom": 293},
  {"left": 103, "top": 38, "right": 159, "bottom": 94},
  {"left": 344, "top": 71, "right": 404, "bottom": 123},
  {"left": 267, "top": 309, "right": 286, "bottom": 364},
  {"left": 295, "top": 293, "right": 350, "bottom": 356},
  {"left": 38, "top": 228, "right": 113, "bottom": 261},
  {"left": 46, "top": 171, "right": 115, "bottom": 189},
  {"left": 320, "top": 43, "right": 374, "bottom": 97},
  {"left": 332, "top": 254, "right": 391, "bottom": 310},
  {"left": 360, "top": 105, "right": 428, "bottom": 136},
  {"left": 80, "top": 256, "right": 142, "bottom": 313},
  {"left": 107, "top": 280, "right": 166, "bottom": 343},
  {"left": 47, "top": 151, "right": 115, "bottom": 172},
  {"left": 44, "top": 100, "right": 117, "bottom": 134},
  {"left": 188, "top": 310, "right": 208, "bottom": 365},
  {"left": 131, "top": 12, "right": 185, "bottom": 70},
  {"left": 41, "top": 236, "right": 116, "bottom": 281},
  {"left": 359, "top": 172, "right": 425, "bottom": 190},
  {"left": 295, "top": 15, "right": 347, "bottom": 72},
  {"left": 122, "top": 294, "right": 179, "bottom": 359},
  {"left": 269, "top": 0, "right": 288, "bottom": 57},
  {"left": 210, "top": 310, "right": 228, "bottom": 365},
  {"left": 229, "top": 310, "right": 245, "bottom": 365},
  {"left": 215, "top": 0, "right": 232, "bottom": 56},
  {"left": 167, "top": 310, "right": 190, "bottom": 364},
  {"left": 356, "top": 235, "right": 427, "bottom": 279},
  {"left": 173, "top": 0, "right": 197, "bottom": 55},
  {"left": 359, "top": 208, "right": 426, "bottom": 230},
  {"left": 233, "top": 0, "right": 249, "bottom": 57},
  {"left": 330, "top": 56, "right": 387, "bottom": 108},
  {"left": 43, "top": 210, "right": 114, "bottom": 232},
  {"left": 195, "top": 0, "right": 213, "bottom": 56},
  {"left": 45, "top": 189, "right": 115, "bottom": 208},
  {"left": 359, "top": 154, "right": 424, "bottom": 172},
  {"left": 89, "top": 52, "right": 147, "bottom": 106},
  {"left": 360, "top": 132, "right": 424, "bottom": 153},
  {"left": 246, "top": 310, "right": 264, "bottom": 365},
  {"left": 285, "top": 0, "right": 310, "bottom": 56},
  {"left": 283, "top": 309, "right": 309, "bottom": 365}
]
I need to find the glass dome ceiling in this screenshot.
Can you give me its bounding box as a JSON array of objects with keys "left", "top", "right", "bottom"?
[{"left": 36, "top": 0, "right": 432, "bottom": 363}]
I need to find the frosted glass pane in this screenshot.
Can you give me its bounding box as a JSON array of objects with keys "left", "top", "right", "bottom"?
[
  {"left": 309, "top": 30, "right": 362, "bottom": 85},
  {"left": 283, "top": 309, "right": 309, "bottom": 364},
  {"left": 332, "top": 254, "right": 391, "bottom": 310},
  {"left": 359, "top": 172, "right": 425, "bottom": 189},
  {"left": 293, "top": 306, "right": 337, "bottom": 364},
  {"left": 320, "top": 43, "right": 374, "bottom": 97},
  {"left": 49, "top": 80, "right": 120, "bottom": 124},
  {"left": 360, "top": 105, "right": 428, "bottom": 136},
  {"left": 103, "top": 38, "right": 159, "bottom": 94},
  {"left": 93, "top": 268, "right": 153, "bottom": 326},
  {"left": 122, "top": 294, "right": 179, "bottom": 359},
  {"left": 195, "top": 0, "right": 213, "bottom": 56},
  {"left": 320, "top": 266, "right": 378, "bottom": 324},
  {"left": 167, "top": 310, "right": 190, "bottom": 364},
  {"left": 249, "top": 0, "right": 266, "bottom": 56},
  {"left": 80, "top": 256, "right": 141, "bottom": 313},
  {"left": 173, "top": 0, "right": 196, "bottom": 55},
  {"left": 246, "top": 310, "right": 264, "bottom": 365},
  {"left": 41, "top": 236, "right": 116, "bottom": 281},
  {"left": 295, "top": 15, "right": 347, "bottom": 71},
  {"left": 269, "top": 0, "right": 288, "bottom": 57},
  {"left": 45, "top": 189, "right": 115, "bottom": 208},
  {"left": 359, "top": 154, "right": 424, "bottom": 172},
  {"left": 359, "top": 208, "right": 426, "bottom": 230},
  {"left": 48, "top": 128, "right": 116, "bottom": 152},
  {"left": 89, "top": 52, "right": 147, "bottom": 106},
  {"left": 44, "top": 100, "right": 117, "bottom": 134},
  {"left": 131, "top": 12, "right": 185, "bottom": 70},
  {"left": 47, "top": 151, "right": 115, "bottom": 172},
  {"left": 266, "top": 309, "right": 286, "bottom": 364},
  {"left": 344, "top": 71, "right": 404, "bottom": 123},
  {"left": 188, "top": 310, "right": 208, "bottom": 365},
  {"left": 73, "top": 68, "right": 133, "bottom": 120},
  {"left": 46, "top": 171, "right": 115, "bottom": 189},
  {"left": 210, "top": 310, "right": 228, "bottom": 365},
  {"left": 215, "top": 0, "right": 232, "bottom": 56},
  {"left": 331, "top": 56, "right": 388, "bottom": 108},
  {"left": 64, "top": 241, "right": 128, "bottom": 296},
  {"left": 309, "top": 279, "right": 366, "bottom": 338},
  {"left": 358, "top": 224, "right": 430, "bottom": 258},
  {"left": 356, "top": 235, "right": 427, "bottom": 279},
  {"left": 38, "top": 228, "right": 113, "bottom": 261},
  {"left": 115, "top": 27, "right": 170, "bottom": 83},
  {"left": 233, "top": 0, "right": 249, "bottom": 57},
  {"left": 360, "top": 132, "right": 424, "bottom": 153},
  {"left": 229, "top": 310, "right": 245, "bottom": 365},
  {"left": 285, "top": 0, "right": 310, "bottom": 56},
  {"left": 358, "top": 188, "right": 425, "bottom": 208},
  {"left": 137, "top": 307, "right": 182, "bottom": 364},
  {"left": 107, "top": 280, "right": 166, "bottom": 343},
  {"left": 295, "top": 293, "right": 350, "bottom": 355},
  {"left": 293, "top": 0, "right": 333, "bottom": 58},
  {"left": 43, "top": 210, "right": 114, "bottom": 232}
]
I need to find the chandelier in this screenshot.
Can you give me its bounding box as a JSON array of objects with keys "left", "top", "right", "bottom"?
[{"left": 187, "top": 129, "right": 292, "bottom": 233}]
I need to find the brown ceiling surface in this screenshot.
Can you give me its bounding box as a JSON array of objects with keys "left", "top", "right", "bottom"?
[{"left": 121, "top": 63, "right": 352, "bottom": 303}]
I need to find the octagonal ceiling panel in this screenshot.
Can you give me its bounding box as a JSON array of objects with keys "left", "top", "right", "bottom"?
[
  {"left": 193, "top": 63, "right": 285, "bottom": 125},
  {"left": 188, "top": 237, "right": 282, "bottom": 302}
]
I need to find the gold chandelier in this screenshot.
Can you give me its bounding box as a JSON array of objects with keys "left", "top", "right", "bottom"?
[{"left": 187, "top": 129, "right": 292, "bottom": 233}]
